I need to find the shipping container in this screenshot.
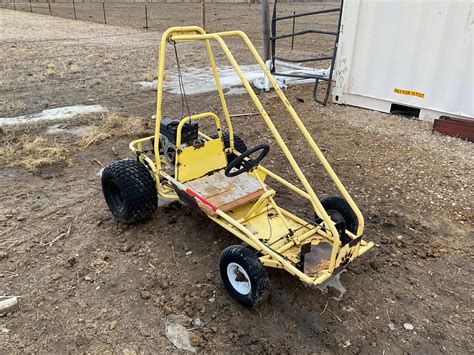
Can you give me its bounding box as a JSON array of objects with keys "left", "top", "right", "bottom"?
[{"left": 332, "top": 0, "right": 473, "bottom": 121}]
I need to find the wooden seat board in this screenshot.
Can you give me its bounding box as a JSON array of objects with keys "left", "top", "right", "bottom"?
[{"left": 185, "top": 171, "right": 268, "bottom": 212}]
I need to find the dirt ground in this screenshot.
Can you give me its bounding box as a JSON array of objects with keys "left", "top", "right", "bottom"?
[{"left": 1, "top": 8, "right": 473, "bottom": 355}]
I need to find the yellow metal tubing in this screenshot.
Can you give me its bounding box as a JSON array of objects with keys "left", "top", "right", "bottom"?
[
  {"left": 213, "top": 208, "right": 332, "bottom": 285},
  {"left": 257, "top": 166, "right": 311, "bottom": 200},
  {"left": 175, "top": 112, "right": 222, "bottom": 147},
  {"left": 154, "top": 26, "right": 208, "bottom": 173},
  {"left": 253, "top": 170, "right": 293, "bottom": 232},
  {"left": 190, "top": 29, "right": 364, "bottom": 238},
  {"left": 149, "top": 27, "right": 372, "bottom": 280},
  {"left": 202, "top": 39, "right": 235, "bottom": 151},
  {"left": 244, "top": 189, "right": 275, "bottom": 219},
  {"left": 171, "top": 30, "right": 341, "bottom": 271}
]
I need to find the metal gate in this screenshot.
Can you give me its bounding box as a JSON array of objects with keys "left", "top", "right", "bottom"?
[{"left": 270, "top": 0, "right": 343, "bottom": 105}]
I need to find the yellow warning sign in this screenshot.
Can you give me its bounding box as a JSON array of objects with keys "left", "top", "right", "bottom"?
[{"left": 394, "top": 88, "right": 425, "bottom": 98}]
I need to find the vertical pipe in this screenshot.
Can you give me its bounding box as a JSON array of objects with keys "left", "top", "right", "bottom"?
[
  {"left": 102, "top": 1, "right": 107, "bottom": 24},
  {"left": 291, "top": 11, "right": 295, "bottom": 50},
  {"left": 261, "top": 0, "right": 271, "bottom": 61},
  {"left": 72, "top": 0, "right": 77, "bottom": 20}
]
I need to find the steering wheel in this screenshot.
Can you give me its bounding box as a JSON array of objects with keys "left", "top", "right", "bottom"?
[{"left": 225, "top": 144, "right": 270, "bottom": 177}]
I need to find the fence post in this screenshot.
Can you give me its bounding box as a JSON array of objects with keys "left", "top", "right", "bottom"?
[
  {"left": 102, "top": 0, "right": 107, "bottom": 24},
  {"left": 291, "top": 11, "right": 296, "bottom": 50},
  {"left": 261, "top": 0, "right": 271, "bottom": 61},
  {"left": 144, "top": 0, "right": 149, "bottom": 30},
  {"left": 72, "top": 0, "right": 76, "bottom": 20},
  {"left": 201, "top": 0, "right": 206, "bottom": 30}
]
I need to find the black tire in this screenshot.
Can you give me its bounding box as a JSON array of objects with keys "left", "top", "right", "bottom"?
[
  {"left": 102, "top": 159, "right": 157, "bottom": 224},
  {"left": 219, "top": 245, "right": 268, "bottom": 307},
  {"left": 212, "top": 132, "right": 247, "bottom": 163},
  {"left": 320, "top": 196, "right": 358, "bottom": 234}
]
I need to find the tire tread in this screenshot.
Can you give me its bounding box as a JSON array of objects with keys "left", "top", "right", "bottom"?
[
  {"left": 219, "top": 245, "right": 268, "bottom": 307},
  {"left": 102, "top": 159, "right": 157, "bottom": 223}
]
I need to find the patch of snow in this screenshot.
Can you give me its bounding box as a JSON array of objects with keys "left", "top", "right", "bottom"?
[
  {"left": 137, "top": 80, "right": 158, "bottom": 90},
  {"left": 137, "top": 64, "right": 263, "bottom": 95},
  {"left": 46, "top": 124, "right": 96, "bottom": 137},
  {"left": 0, "top": 105, "right": 106, "bottom": 127},
  {"left": 165, "top": 65, "right": 263, "bottom": 95},
  {"left": 224, "top": 86, "right": 248, "bottom": 96},
  {"left": 136, "top": 61, "right": 329, "bottom": 96}
]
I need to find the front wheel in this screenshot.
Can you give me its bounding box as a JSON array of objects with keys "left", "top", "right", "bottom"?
[
  {"left": 219, "top": 245, "right": 268, "bottom": 307},
  {"left": 101, "top": 159, "right": 157, "bottom": 224}
]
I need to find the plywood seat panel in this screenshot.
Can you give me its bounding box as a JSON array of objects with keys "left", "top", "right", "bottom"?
[{"left": 185, "top": 171, "right": 268, "bottom": 212}]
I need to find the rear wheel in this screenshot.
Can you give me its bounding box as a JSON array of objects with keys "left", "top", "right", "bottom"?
[
  {"left": 212, "top": 132, "right": 247, "bottom": 164},
  {"left": 102, "top": 159, "right": 157, "bottom": 224},
  {"left": 219, "top": 245, "right": 268, "bottom": 307},
  {"left": 319, "top": 196, "right": 359, "bottom": 234}
]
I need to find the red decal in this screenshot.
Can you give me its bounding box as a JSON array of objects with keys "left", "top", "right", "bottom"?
[{"left": 186, "top": 188, "right": 218, "bottom": 211}]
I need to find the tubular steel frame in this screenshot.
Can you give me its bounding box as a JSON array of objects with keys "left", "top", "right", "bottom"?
[{"left": 129, "top": 26, "right": 373, "bottom": 286}]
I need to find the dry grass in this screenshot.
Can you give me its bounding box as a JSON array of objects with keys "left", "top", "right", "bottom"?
[
  {"left": 0, "top": 112, "right": 145, "bottom": 173},
  {"left": 141, "top": 69, "right": 158, "bottom": 82},
  {"left": 0, "top": 135, "right": 69, "bottom": 173},
  {"left": 3, "top": 99, "right": 27, "bottom": 113},
  {"left": 75, "top": 112, "right": 145, "bottom": 150}
]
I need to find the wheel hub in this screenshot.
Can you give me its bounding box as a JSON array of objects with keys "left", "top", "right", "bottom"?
[{"left": 227, "top": 262, "right": 251, "bottom": 295}]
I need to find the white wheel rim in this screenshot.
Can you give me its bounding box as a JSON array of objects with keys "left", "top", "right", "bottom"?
[{"left": 227, "top": 262, "right": 251, "bottom": 295}]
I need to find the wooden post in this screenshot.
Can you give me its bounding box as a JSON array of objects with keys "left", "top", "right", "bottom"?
[
  {"left": 47, "top": 0, "right": 52, "bottom": 15},
  {"left": 261, "top": 0, "right": 271, "bottom": 61},
  {"left": 102, "top": 0, "right": 107, "bottom": 24},
  {"left": 291, "top": 11, "right": 296, "bottom": 50},
  {"left": 201, "top": 0, "right": 206, "bottom": 30},
  {"left": 144, "top": 0, "right": 149, "bottom": 30}
]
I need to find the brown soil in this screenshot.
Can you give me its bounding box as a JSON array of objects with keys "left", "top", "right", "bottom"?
[{"left": 1, "top": 8, "right": 473, "bottom": 355}]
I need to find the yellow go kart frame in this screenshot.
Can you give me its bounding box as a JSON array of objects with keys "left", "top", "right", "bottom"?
[{"left": 108, "top": 26, "right": 373, "bottom": 306}]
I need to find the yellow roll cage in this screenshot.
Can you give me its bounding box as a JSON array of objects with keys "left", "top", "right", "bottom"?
[{"left": 129, "top": 26, "right": 373, "bottom": 286}]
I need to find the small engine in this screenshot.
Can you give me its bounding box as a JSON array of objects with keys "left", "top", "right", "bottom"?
[{"left": 159, "top": 118, "right": 200, "bottom": 165}]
